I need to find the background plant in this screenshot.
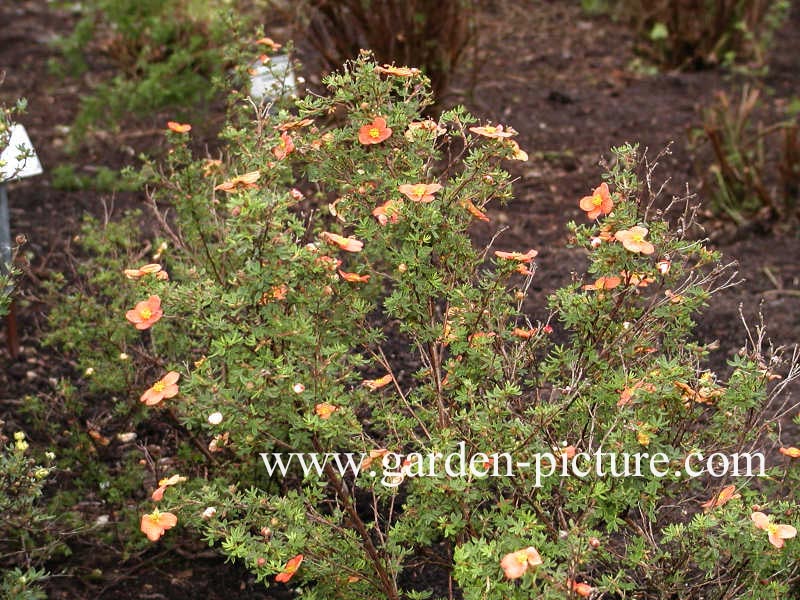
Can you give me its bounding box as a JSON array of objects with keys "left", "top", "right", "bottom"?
[
  {"left": 691, "top": 84, "right": 800, "bottom": 228},
  {"left": 47, "top": 53, "right": 800, "bottom": 599},
  {"left": 587, "top": 0, "right": 790, "bottom": 70},
  {"left": 50, "top": 0, "right": 258, "bottom": 148},
  {"left": 265, "top": 0, "right": 491, "bottom": 98},
  {"left": 0, "top": 425, "right": 58, "bottom": 600}
]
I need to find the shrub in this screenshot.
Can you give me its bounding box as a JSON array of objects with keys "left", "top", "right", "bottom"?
[
  {"left": 267, "top": 0, "right": 489, "bottom": 97},
  {"left": 51, "top": 52, "right": 800, "bottom": 598},
  {"left": 597, "top": 0, "right": 789, "bottom": 70},
  {"left": 691, "top": 84, "right": 800, "bottom": 228},
  {"left": 51, "top": 0, "right": 256, "bottom": 146},
  {"left": 0, "top": 427, "right": 57, "bottom": 600}
]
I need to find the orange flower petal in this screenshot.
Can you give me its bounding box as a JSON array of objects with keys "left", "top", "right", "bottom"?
[
  {"left": 320, "top": 232, "right": 364, "bottom": 253},
  {"left": 362, "top": 373, "right": 393, "bottom": 391},
  {"left": 615, "top": 226, "right": 655, "bottom": 255},
  {"left": 314, "top": 402, "right": 338, "bottom": 419},
  {"left": 167, "top": 121, "right": 191, "bottom": 133},
  {"left": 358, "top": 117, "right": 392, "bottom": 145},
  {"left": 338, "top": 270, "right": 370, "bottom": 283},
  {"left": 398, "top": 183, "right": 442, "bottom": 203},
  {"left": 700, "top": 484, "right": 740, "bottom": 511},
  {"left": 275, "top": 554, "right": 303, "bottom": 583},
  {"left": 461, "top": 199, "right": 490, "bottom": 222},
  {"left": 470, "top": 124, "right": 515, "bottom": 139},
  {"left": 140, "top": 511, "right": 178, "bottom": 541},
  {"left": 494, "top": 249, "right": 538, "bottom": 263}
]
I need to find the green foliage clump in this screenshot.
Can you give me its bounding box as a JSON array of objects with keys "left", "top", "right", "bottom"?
[
  {"left": 691, "top": 84, "right": 800, "bottom": 227},
  {"left": 0, "top": 427, "right": 57, "bottom": 600},
  {"left": 49, "top": 52, "right": 800, "bottom": 599},
  {"left": 51, "top": 0, "right": 257, "bottom": 145}
]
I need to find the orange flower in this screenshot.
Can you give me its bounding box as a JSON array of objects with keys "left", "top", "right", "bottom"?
[
  {"left": 779, "top": 446, "right": 800, "bottom": 458},
  {"left": 506, "top": 139, "right": 528, "bottom": 161},
  {"left": 499, "top": 547, "right": 542, "bottom": 580},
  {"left": 512, "top": 327, "right": 538, "bottom": 339},
  {"left": 314, "top": 402, "right": 338, "bottom": 419},
  {"left": 320, "top": 231, "right": 364, "bottom": 253},
  {"left": 617, "top": 379, "right": 655, "bottom": 407},
  {"left": 140, "top": 371, "right": 180, "bottom": 406},
  {"left": 202, "top": 159, "right": 223, "bottom": 177},
  {"left": 375, "top": 64, "right": 420, "bottom": 77},
  {"left": 405, "top": 120, "right": 446, "bottom": 139},
  {"left": 255, "top": 36, "right": 282, "bottom": 51},
  {"left": 674, "top": 380, "right": 723, "bottom": 405},
  {"left": 621, "top": 271, "right": 654, "bottom": 287},
  {"left": 494, "top": 249, "right": 538, "bottom": 263},
  {"left": 469, "top": 124, "right": 516, "bottom": 139},
  {"left": 166, "top": 121, "right": 191, "bottom": 133},
  {"left": 398, "top": 183, "right": 442, "bottom": 203},
  {"left": 276, "top": 118, "right": 314, "bottom": 131},
  {"left": 372, "top": 199, "right": 402, "bottom": 225},
  {"left": 360, "top": 448, "right": 388, "bottom": 469},
  {"left": 615, "top": 226, "right": 655, "bottom": 255},
  {"left": 272, "top": 284, "right": 288, "bottom": 300},
  {"left": 124, "top": 263, "right": 163, "bottom": 279},
  {"left": 461, "top": 199, "right": 489, "bottom": 222},
  {"left": 315, "top": 255, "right": 343, "bottom": 271},
  {"left": 275, "top": 554, "right": 303, "bottom": 583},
  {"left": 560, "top": 445, "right": 577, "bottom": 459},
  {"left": 362, "top": 373, "right": 393, "bottom": 391},
  {"left": 665, "top": 289, "right": 685, "bottom": 303},
  {"left": 214, "top": 171, "right": 261, "bottom": 193},
  {"left": 151, "top": 474, "right": 186, "bottom": 501},
  {"left": 272, "top": 132, "right": 295, "bottom": 160},
  {"left": 583, "top": 276, "right": 621, "bottom": 291},
  {"left": 751, "top": 511, "right": 797, "bottom": 548},
  {"left": 568, "top": 580, "right": 594, "bottom": 597},
  {"left": 700, "top": 484, "right": 740, "bottom": 511},
  {"left": 358, "top": 116, "right": 392, "bottom": 145},
  {"left": 126, "top": 295, "right": 163, "bottom": 330},
  {"left": 140, "top": 509, "right": 178, "bottom": 541},
  {"left": 579, "top": 182, "right": 613, "bottom": 219},
  {"left": 338, "top": 270, "right": 370, "bottom": 283},
  {"left": 516, "top": 263, "right": 534, "bottom": 276}
]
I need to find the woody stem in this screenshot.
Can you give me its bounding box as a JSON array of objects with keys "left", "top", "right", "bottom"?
[{"left": 311, "top": 436, "right": 399, "bottom": 600}]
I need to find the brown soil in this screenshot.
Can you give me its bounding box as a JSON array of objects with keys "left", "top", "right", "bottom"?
[{"left": 1, "top": 0, "right": 798, "bottom": 598}]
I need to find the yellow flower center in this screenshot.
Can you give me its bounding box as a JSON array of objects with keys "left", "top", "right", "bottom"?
[
  {"left": 140, "top": 308, "right": 152, "bottom": 319},
  {"left": 592, "top": 194, "right": 603, "bottom": 207},
  {"left": 485, "top": 126, "right": 497, "bottom": 134},
  {"left": 153, "top": 381, "right": 166, "bottom": 393},
  {"left": 631, "top": 233, "right": 644, "bottom": 243},
  {"left": 414, "top": 185, "right": 427, "bottom": 197},
  {"left": 369, "top": 127, "right": 381, "bottom": 138},
  {"left": 766, "top": 523, "right": 779, "bottom": 535}
]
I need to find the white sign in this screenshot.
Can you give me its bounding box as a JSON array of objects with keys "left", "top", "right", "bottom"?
[
  {"left": 249, "top": 54, "right": 296, "bottom": 104},
  {"left": 1, "top": 124, "right": 43, "bottom": 182}
]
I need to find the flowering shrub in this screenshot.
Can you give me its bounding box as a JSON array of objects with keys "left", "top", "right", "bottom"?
[
  {"left": 0, "top": 428, "right": 57, "bottom": 600},
  {"left": 50, "top": 52, "right": 800, "bottom": 598}
]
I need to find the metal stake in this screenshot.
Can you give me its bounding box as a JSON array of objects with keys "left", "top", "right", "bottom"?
[{"left": 1, "top": 183, "right": 19, "bottom": 358}]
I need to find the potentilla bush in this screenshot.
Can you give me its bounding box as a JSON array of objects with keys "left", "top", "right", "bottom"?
[
  {"left": 51, "top": 52, "right": 800, "bottom": 598},
  {"left": 0, "top": 426, "right": 57, "bottom": 600}
]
